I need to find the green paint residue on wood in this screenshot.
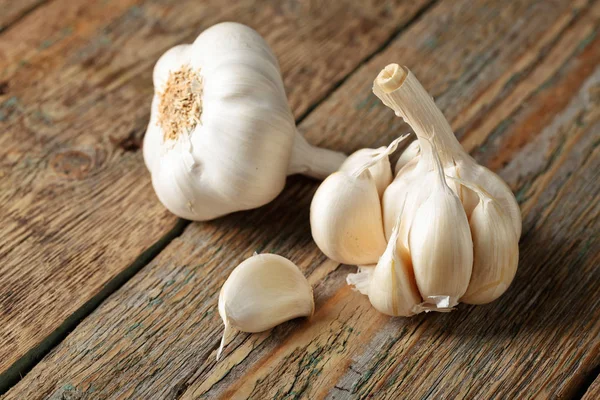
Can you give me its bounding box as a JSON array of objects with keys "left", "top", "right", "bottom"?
[
  {"left": 424, "top": 36, "right": 438, "bottom": 50},
  {"left": 125, "top": 322, "right": 143, "bottom": 335},
  {"left": 148, "top": 297, "right": 163, "bottom": 306},
  {"left": 575, "top": 30, "right": 597, "bottom": 55}
]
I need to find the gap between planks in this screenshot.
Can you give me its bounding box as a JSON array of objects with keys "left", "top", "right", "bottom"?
[{"left": 0, "top": 0, "right": 441, "bottom": 394}]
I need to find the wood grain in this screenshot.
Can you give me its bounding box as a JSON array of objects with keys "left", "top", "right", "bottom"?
[
  {"left": 0, "top": 0, "right": 433, "bottom": 385},
  {"left": 4, "top": 0, "right": 598, "bottom": 399},
  {"left": 0, "top": 0, "right": 49, "bottom": 32}
]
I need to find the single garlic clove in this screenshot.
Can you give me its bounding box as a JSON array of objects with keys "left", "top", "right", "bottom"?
[
  {"left": 382, "top": 156, "right": 433, "bottom": 246},
  {"left": 455, "top": 158, "right": 522, "bottom": 239},
  {"left": 217, "top": 253, "right": 314, "bottom": 360},
  {"left": 450, "top": 180, "right": 519, "bottom": 305},
  {"left": 339, "top": 147, "right": 393, "bottom": 198},
  {"left": 394, "top": 140, "right": 420, "bottom": 176},
  {"left": 367, "top": 216, "right": 422, "bottom": 317},
  {"left": 408, "top": 143, "right": 473, "bottom": 308},
  {"left": 310, "top": 170, "right": 388, "bottom": 265}
]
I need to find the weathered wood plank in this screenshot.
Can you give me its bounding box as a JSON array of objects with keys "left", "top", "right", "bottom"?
[
  {"left": 0, "top": 0, "right": 433, "bottom": 385},
  {"left": 5, "top": 0, "right": 598, "bottom": 398},
  {"left": 0, "top": 0, "right": 48, "bottom": 32}
]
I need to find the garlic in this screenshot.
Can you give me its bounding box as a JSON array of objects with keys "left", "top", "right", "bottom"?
[
  {"left": 366, "top": 212, "right": 422, "bottom": 316},
  {"left": 408, "top": 139, "right": 473, "bottom": 307},
  {"left": 339, "top": 146, "right": 394, "bottom": 197},
  {"left": 144, "top": 22, "right": 346, "bottom": 221},
  {"left": 310, "top": 135, "right": 408, "bottom": 265},
  {"left": 394, "top": 140, "right": 420, "bottom": 175},
  {"left": 373, "top": 64, "right": 522, "bottom": 239},
  {"left": 449, "top": 178, "right": 519, "bottom": 304},
  {"left": 217, "top": 253, "right": 314, "bottom": 360}
]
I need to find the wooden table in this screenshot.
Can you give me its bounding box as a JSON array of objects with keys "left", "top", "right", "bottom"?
[{"left": 1, "top": 0, "right": 598, "bottom": 398}]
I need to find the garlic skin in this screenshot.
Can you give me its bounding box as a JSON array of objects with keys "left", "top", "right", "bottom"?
[
  {"left": 339, "top": 147, "right": 393, "bottom": 197},
  {"left": 452, "top": 180, "right": 519, "bottom": 304},
  {"left": 217, "top": 253, "right": 314, "bottom": 360},
  {"left": 144, "top": 22, "right": 346, "bottom": 221},
  {"left": 394, "top": 140, "right": 420, "bottom": 175},
  {"left": 373, "top": 64, "right": 521, "bottom": 239}
]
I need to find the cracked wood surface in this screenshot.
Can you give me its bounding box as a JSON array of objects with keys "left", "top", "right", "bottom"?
[
  {"left": 0, "top": 0, "right": 432, "bottom": 383},
  {"left": 3, "top": 0, "right": 600, "bottom": 398}
]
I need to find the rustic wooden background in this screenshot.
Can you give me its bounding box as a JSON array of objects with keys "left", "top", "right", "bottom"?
[{"left": 1, "top": 0, "right": 599, "bottom": 398}]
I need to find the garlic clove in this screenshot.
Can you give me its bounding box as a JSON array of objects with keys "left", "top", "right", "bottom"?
[
  {"left": 311, "top": 135, "right": 408, "bottom": 265},
  {"left": 217, "top": 253, "right": 314, "bottom": 360},
  {"left": 408, "top": 142, "right": 473, "bottom": 308},
  {"left": 310, "top": 170, "right": 388, "bottom": 265},
  {"left": 339, "top": 147, "right": 393, "bottom": 197},
  {"left": 367, "top": 214, "right": 422, "bottom": 317},
  {"left": 449, "top": 179, "right": 519, "bottom": 304},
  {"left": 394, "top": 140, "right": 420, "bottom": 176},
  {"left": 455, "top": 159, "right": 522, "bottom": 239}
]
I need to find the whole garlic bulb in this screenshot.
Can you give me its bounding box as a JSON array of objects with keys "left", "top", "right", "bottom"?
[
  {"left": 343, "top": 64, "right": 521, "bottom": 314},
  {"left": 217, "top": 253, "right": 314, "bottom": 360},
  {"left": 144, "top": 22, "right": 346, "bottom": 221}
]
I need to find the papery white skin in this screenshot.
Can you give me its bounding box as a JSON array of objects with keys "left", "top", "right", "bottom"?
[
  {"left": 346, "top": 265, "right": 375, "bottom": 294},
  {"left": 217, "top": 253, "right": 314, "bottom": 360},
  {"left": 144, "top": 23, "right": 346, "bottom": 221},
  {"left": 450, "top": 178, "right": 519, "bottom": 305},
  {"left": 339, "top": 147, "right": 393, "bottom": 198},
  {"left": 373, "top": 64, "right": 521, "bottom": 239}
]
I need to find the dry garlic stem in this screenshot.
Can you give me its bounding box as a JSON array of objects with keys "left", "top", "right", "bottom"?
[
  {"left": 373, "top": 64, "right": 522, "bottom": 239},
  {"left": 450, "top": 178, "right": 519, "bottom": 304},
  {"left": 310, "top": 135, "right": 408, "bottom": 265},
  {"left": 217, "top": 253, "right": 314, "bottom": 360}
]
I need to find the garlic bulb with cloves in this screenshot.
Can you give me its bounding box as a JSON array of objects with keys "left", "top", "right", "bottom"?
[
  {"left": 144, "top": 22, "right": 346, "bottom": 221},
  {"left": 373, "top": 64, "right": 522, "bottom": 239},
  {"left": 310, "top": 135, "right": 408, "bottom": 265},
  {"left": 217, "top": 253, "right": 314, "bottom": 360}
]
